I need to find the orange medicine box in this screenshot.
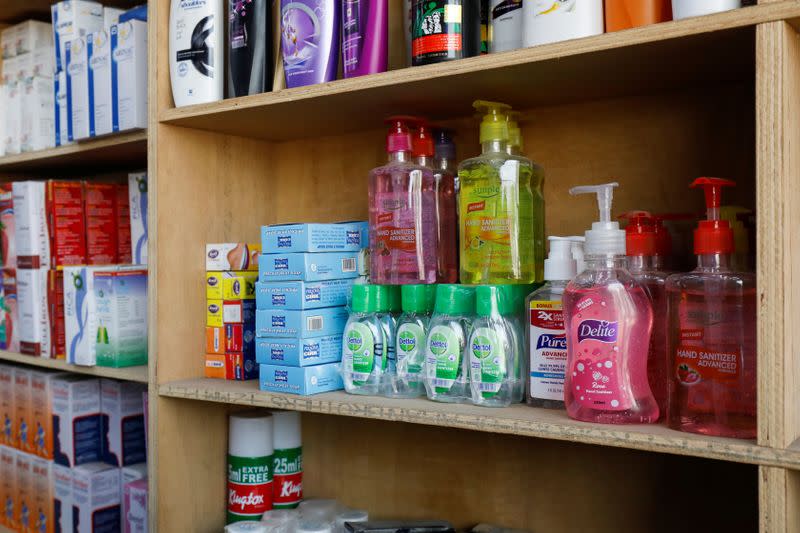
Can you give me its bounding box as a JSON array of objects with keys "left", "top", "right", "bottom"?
[
  {"left": 14, "top": 368, "right": 32, "bottom": 452},
  {"left": 0, "top": 366, "right": 14, "bottom": 447},
  {"left": 15, "top": 450, "right": 32, "bottom": 532},
  {"left": 31, "top": 455, "right": 53, "bottom": 533},
  {"left": 30, "top": 370, "right": 66, "bottom": 460},
  {"left": 206, "top": 327, "right": 225, "bottom": 355},
  {"left": 0, "top": 446, "right": 15, "bottom": 529},
  {"left": 205, "top": 354, "right": 226, "bottom": 379}
]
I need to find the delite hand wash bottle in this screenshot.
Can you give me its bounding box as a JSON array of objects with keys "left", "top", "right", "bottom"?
[{"left": 458, "top": 100, "right": 538, "bottom": 284}]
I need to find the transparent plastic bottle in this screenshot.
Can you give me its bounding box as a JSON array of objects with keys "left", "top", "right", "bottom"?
[
  {"left": 563, "top": 183, "right": 659, "bottom": 424},
  {"left": 666, "top": 178, "right": 756, "bottom": 439},
  {"left": 620, "top": 211, "right": 670, "bottom": 418},
  {"left": 468, "top": 286, "right": 521, "bottom": 407},
  {"left": 342, "top": 284, "right": 387, "bottom": 395},
  {"left": 369, "top": 117, "right": 438, "bottom": 284},
  {"left": 377, "top": 285, "right": 400, "bottom": 396},
  {"left": 392, "top": 284, "right": 436, "bottom": 397},
  {"left": 525, "top": 237, "right": 577, "bottom": 409},
  {"left": 458, "top": 101, "right": 536, "bottom": 284},
  {"left": 424, "top": 284, "right": 475, "bottom": 403}
]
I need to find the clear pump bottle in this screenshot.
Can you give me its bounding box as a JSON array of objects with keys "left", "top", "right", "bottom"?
[
  {"left": 424, "top": 284, "right": 475, "bottom": 403},
  {"left": 342, "top": 284, "right": 388, "bottom": 395},
  {"left": 666, "top": 178, "right": 756, "bottom": 439},
  {"left": 525, "top": 237, "right": 577, "bottom": 408},
  {"left": 563, "top": 183, "right": 659, "bottom": 424}
]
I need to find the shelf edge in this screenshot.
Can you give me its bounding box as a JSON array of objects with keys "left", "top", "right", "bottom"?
[{"left": 0, "top": 350, "right": 148, "bottom": 383}]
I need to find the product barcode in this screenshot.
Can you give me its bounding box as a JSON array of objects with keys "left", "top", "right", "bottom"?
[
  {"left": 307, "top": 316, "right": 324, "bottom": 331},
  {"left": 431, "top": 378, "right": 452, "bottom": 388},
  {"left": 478, "top": 383, "right": 500, "bottom": 392},
  {"left": 341, "top": 258, "right": 356, "bottom": 272}
]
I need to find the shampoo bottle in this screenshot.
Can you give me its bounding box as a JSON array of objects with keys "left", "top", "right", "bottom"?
[
  {"left": 228, "top": 0, "right": 273, "bottom": 97},
  {"left": 672, "top": 0, "right": 741, "bottom": 20},
  {"left": 342, "top": 284, "right": 387, "bottom": 396},
  {"left": 523, "top": 0, "right": 604, "bottom": 47},
  {"left": 525, "top": 237, "right": 577, "bottom": 409},
  {"left": 369, "top": 117, "right": 438, "bottom": 284},
  {"left": 342, "top": 0, "right": 388, "bottom": 78},
  {"left": 393, "top": 284, "right": 436, "bottom": 397},
  {"left": 458, "top": 101, "right": 537, "bottom": 284},
  {"left": 169, "top": 0, "right": 224, "bottom": 107},
  {"left": 563, "top": 183, "right": 659, "bottom": 424},
  {"left": 468, "top": 285, "right": 521, "bottom": 407},
  {"left": 411, "top": 0, "right": 481, "bottom": 66},
  {"left": 620, "top": 211, "right": 669, "bottom": 417},
  {"left": 424, "top": 284, "right": 475, "bottom": 403},
  {"left": 666, "top": 178, "right": 756, "bottom": 438},
  {"left": 489, "top": 0, "right": 524, "bottom": 52},
  {"left": 281, "top": 0, "right": 340, "bottom": 88},
  {"left": 413, "top": 123, "right": 458, "bottom": 284},
  {"left": 605, "top": 0, "right": 672, "bottom": 32}
]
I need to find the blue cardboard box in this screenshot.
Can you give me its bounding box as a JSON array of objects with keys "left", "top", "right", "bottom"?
[
  {"left": 255, "top": 279, "right": 354, "bottom": 310},
  {"left": 255, "top": 307, "right": 349, "bottom": 338},
  {"left": 259, "top": 362, "right": 343, "bottom": 395},
  {"left": 258, "top": 252, "right": 363, "bottom": 282},
  {"left": 255, "top": 335, "right": 342, "bottom": 367},
  {"left": 261, "top": 221, "right": 368, "bottom": 253}
]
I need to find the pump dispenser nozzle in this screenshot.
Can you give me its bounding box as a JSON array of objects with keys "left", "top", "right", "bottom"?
[
  {"left": 567, "top": 236, "right": 586, "bottom": 274},
  {"left": 384, "top": 116, "right": 416, "bottom": 153},
  {"left": 569, "top": 182, "right": 625, "bottom": 255},
  {"left": 507, "top": 111, "right": 523, "bottom": 151},
  {"left": 544, "top": 237, "right": 577, "bottom": 281},
  {"left": 619, "top": 211, "right": 657, "bottom": 256},
  {"left": 690, "top": 177, "right": 735, "bottom": 255},
  {"left": 411, "top": 119, "right": 434, "bottom": 158},
  {"left": 433, "top": 127, "right": 456, "bottom": 161},
  {"left": 473, "top": 100, "right": 511, "bottom": 143}
]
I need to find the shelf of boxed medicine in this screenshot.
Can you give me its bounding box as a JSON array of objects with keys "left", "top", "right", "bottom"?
[
  {"left": 0, "top": 349, "right": 148, "bottom": 383},
  {"left": 159, "top": 377, "right": 800, "bottom": 470},
  {"left": 157, "top": 1, "right": 800, "bottom": 141},
  {"left": 0, "top": 130, "right": 147, "bottom": 173}
]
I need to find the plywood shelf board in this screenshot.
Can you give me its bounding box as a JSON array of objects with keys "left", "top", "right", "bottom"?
[
  {"left": 0, "top": 350, "right": 148, "bottom": 382},
  {"left": 0, "top": 131, "right": 147, "bottom": 173},
  {"left": 152, "top": 2, "right": 800, "bottom": 141},
  {"left": 159, "top": 378, "right": 800, "bottom": 470}
]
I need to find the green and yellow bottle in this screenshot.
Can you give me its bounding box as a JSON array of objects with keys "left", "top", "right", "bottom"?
[{"left": 458, "top": 100, "right": 539, "bottom": 284}]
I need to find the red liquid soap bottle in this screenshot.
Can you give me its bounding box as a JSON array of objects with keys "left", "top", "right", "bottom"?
[
  {"left": 666, "top": 178, "right": 757, "bottom": 438},
  {"left": 413, "top": 122, "right": 458, "bottom": 283},
  {"left": 620, "top": 211, "right": 669, "bottom": 418},
  {"left": 369, "top": 117, "right": 438, "bottom": 284}
]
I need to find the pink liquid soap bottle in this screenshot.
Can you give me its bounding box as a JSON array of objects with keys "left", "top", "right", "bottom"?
[
  {"left": 369, "top": 117, "right": 438, "bottom": 284},
  {"left": 666, "top": 178, "right": 756, "bottom": 439},
  {"left": 620, "top": 211, "right": 670, "bottom": 418},
  {"left": 563, "top": 183, "right": 659, "bottom": 424}
]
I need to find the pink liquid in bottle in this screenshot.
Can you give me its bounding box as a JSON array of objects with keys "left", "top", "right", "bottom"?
[{"left": 369, "top": 117, "right": 438, "bottom": 284}]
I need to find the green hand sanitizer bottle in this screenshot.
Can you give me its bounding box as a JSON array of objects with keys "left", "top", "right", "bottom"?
[
  {"left": 389, "top": 284, "right": 436, "bottom": 397},
  {"left": 343, "top": 284, "right": 388, "bottom": 396}
]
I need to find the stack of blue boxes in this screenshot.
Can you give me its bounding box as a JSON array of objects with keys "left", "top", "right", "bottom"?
[{"left": 256, "top": 221, "right": 368, "bottom": 395}]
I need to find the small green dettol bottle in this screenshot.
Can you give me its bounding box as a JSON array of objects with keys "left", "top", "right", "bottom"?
[
  {"left": 468, "top": 286, "right": 522, "bottom": 407},
  {"left": 342, "top": 284, "right": 387, "bottom": 396},
  {"left": 424, "top": 284, "right": 476, "bottom": 403},
  {"left": 387, "top": 284, "right": 437, "bottom": 398}
]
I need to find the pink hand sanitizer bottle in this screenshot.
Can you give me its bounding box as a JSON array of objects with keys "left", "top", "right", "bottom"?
[
  {"left": 666, "top": 178, "right": 756, "bottom": 439},
  {"left": 563, "top": 183, "right": 659, "bottom": 424},
  {"left": 369, "top": 117, "right": 438, "bottom": 284}
]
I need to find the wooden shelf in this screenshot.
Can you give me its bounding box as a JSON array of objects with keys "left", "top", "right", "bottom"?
[
  {"left": 0, "top": 350, "right": 148, "bottom": 383},
  {"left": 158, "top": 2, "right": 800, "bottom": 141},
  {"left": 0, "top": 130, "right": 147, "bottom": 174},
  {"left": 159, "top": 378, "right": 800, "bottom": 470}
]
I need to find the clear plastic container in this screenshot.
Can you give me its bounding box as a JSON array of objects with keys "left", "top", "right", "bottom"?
[
  {"left": 468, "top": 286, "right": 521, "bottom": 407},
  {"left": 342, "top": 285, "right": 388, "bottom": 395},
  {"left": 424, "top": 284, "right": 476, "bottom": 403},
  {"left": 389, "top": 284, "right": 436, "bottom": 398}
]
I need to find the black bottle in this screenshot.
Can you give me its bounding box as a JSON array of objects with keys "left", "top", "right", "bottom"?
[
  {"left": 228, "top": 0, "right": 273, "bottom": 98},
  {"left": 411, "top": 0, "right": 481, "bottom": 66}
]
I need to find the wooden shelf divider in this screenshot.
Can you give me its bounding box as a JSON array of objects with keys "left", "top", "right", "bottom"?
[{"left": 0, "top": 350, "right": 148, "bottom": 383}]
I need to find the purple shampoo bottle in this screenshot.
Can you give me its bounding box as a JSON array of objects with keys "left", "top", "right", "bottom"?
[
  {"left": 280, "top": 0, "right": 340, "bottom": 88},
  {"left": 342, "top": 0, "right": 388, "bottom": 78}
]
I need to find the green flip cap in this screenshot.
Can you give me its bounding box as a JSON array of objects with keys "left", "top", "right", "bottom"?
[
  {"left": 401, "top": 284, "right": 437, "bottom": 314},
  {"left": 351, "top": 284, "right": 384, "bottom": 313},
  {"left": 434, "top": 284, "right": 475, "bottom": 315},
  {"left": 386, "top": 285, "right": 402, "bottom": 313}
]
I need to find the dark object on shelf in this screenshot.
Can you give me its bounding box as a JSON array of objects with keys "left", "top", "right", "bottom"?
[
  {"left": 346, "top": 521, "right": 456, "bottom": 532},
  {"left": 227, "top": 0, "right": 273, "bottom": 97}
]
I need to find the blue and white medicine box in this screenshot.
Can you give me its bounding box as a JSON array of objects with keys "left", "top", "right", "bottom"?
[
  {"left": 258, "top": 251, "right": 362, "bottom": 282},
  {"left": 255, "top": 279, "right": 353, "bottom": 310},
  {"left": 261, "top": 221, "right": 368, "bottom": 253},
  {"left": 259, "top": 362, "right": 343, "bottom": 395},
  {"left": 255, "top": 307, "right": 348, "bottom": 338},
  {"left": 255, "top": 335, "right": 342, "bottom": 367}
]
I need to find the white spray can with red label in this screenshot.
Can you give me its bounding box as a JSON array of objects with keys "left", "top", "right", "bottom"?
[
  {"left": 228, "top": 412, "right": 274, "bottom": 524},
  {"left": 271, "top": 410, "right": 302, "bottom": 509}
]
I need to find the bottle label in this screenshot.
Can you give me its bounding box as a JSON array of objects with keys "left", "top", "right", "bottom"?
[
  {"left": 412, "top": 0, "right": 463, "bottom": 62},
  {"left": 272, "top": 447, "right": 302, "bottom": 509},
  {"left": 373, "top": 189, "right": 433, "bottom": 276},
  {"left": 397, "top": 322, "right": 425, "bottom": 381},
  {"left": 469, "top": 327, "right": 506, "bottom": 398},
  {"left": 230, "top": 2, "right": 248, "bottom": 50},
  {"left": 529, "top": 300, "right": 567, "bottom": 401},
  {"left": 227, "top": 454, "right": 273, "bottom": 522},
  {"left": 533, "top": 0, "right": 575, "bottom": 17},
  {"left": 570, "top": 316, "right": 629, "bottom": 411},
  {"left": 344, "top": 322, "right": 379, "bottom": 384},
  {"left": 343, "top": 0, "right": 365, "bottom": 74},
  {"left": 426, "top": 325, "right": 461, "bottom": 392}
]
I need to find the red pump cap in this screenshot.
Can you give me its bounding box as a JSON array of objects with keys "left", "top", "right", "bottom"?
[
  {"left": 691, "top": 177, "right": 735, "bottom": 255},
  {"left": 412, "top": 120, "right": 435, "bottom": 158},
  {"left": 385, "top": 116, "right": 416, "bottom": 153},
  {"left": 619, "top": 211, "right": 657, "bottom": 256}
]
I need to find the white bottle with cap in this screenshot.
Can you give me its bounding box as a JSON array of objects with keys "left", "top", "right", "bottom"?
[
  {"left": 672, "top": 0, "right": 741, "bottom": 21},
  {"left": 525, "top": 236, "right": 577, "bottom": 408},
  {"left": 561, "top": 182, "right": 659, "bottom": 424}
]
